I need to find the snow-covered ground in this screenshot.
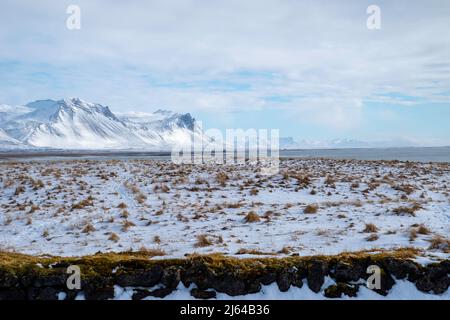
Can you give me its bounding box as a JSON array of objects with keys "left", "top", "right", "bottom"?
[
  {"left": 0, "top": 159, "right": 449, "bottom": 259},
  {"left": 68, "top": 280, "right": 450, "bottom": 300},
  {"left": 122, "top": 281, "right": 450, "bottom": 300}
]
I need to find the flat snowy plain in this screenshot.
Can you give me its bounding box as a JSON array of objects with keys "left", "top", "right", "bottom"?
[{"left": 0, "top": 158, "right": 449, "bottom": 262}]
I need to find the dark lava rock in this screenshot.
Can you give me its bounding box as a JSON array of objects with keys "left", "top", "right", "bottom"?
[
  {"left": 371, "top": 269, "right": 395, "bottom": 296},
  {"left": 33, "top": 273, "right": 67, "bottom": 288},
  {"left": 212, "top": 275, "right": 247, "bottom": 296},
  {"left": 307, "top": 260, "right": 328, "bottom": 293},
  {"left": 27, "top": 287, "right": 59, "bottom": 300},
  {"left": 191, "top": 288, "right": 217, "bottom": 299},
  {"left": 83, "top": 283, "right": 115, "bottom": 300},
  {"left": 132, "top": 289, "right": 152, "bottom": 300},
  {"left": 0, "top": 270, "right": 19, "bottom": 288},
  {"left": 115, "top": 266, "right": 163, "bottom": 287},
  {"left": 258, "top": 272, "right": 277, "bottom": 286},
  {"left": 333, "top": 261, "right": 365, "bottom": 282},
  {"left": 245, "top": 278, "right": 262, "bottom": 294},
  {"left": 383, "top": 258, "right": 420, "bottom": 281},
  {"left": 0, "top": 288, "right": 26, "bottom": 300},
  {"left": 276, "top": 267, "right": 302, "bottom": 292},
  {"left": 146, "top": 287, "right": 174, "bottom": 298},
  {"left": 182, "top": 260, "right": 215, "bottom": 289},
  {"left": 324, "top": 283, "right": 358, "bottom": 298},
  {"left": 161, "top": 266, "right": 181, "bottom": 289},
  {"left": 415, "top": 264, "right": 449, "bottom": 294},
  {"left": 64, "top": 290, "right": 80, "bottom": 300},
  {"left": 20, "top": 273, "right": 36, "bottom": 287}
]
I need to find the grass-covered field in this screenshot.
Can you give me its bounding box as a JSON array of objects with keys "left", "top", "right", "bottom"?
[{"left": 0, "top": 159, "right": 449, "bottom": 259}]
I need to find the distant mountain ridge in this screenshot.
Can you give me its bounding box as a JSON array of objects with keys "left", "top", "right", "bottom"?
[
  {"left": 0, "top": 98, "right": 204, "bottom": 150},
  {"left": 0, "top": 98, "right": 442, "bottom": 151},
  {"left": 279, "top": 137, "right": 429, "bottom": 149}
]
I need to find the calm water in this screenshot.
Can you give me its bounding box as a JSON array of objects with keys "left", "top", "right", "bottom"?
[
  {"left": 0, "top": 147, "right": 449, "bottom": 163},
  {"left": 281, "top": 146, "right": 450, "bottom": 163}
]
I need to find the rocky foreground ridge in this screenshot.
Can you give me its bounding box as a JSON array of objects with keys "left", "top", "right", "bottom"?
[{"left": 0, "top": 249, "right": 448, "bottom": 300}]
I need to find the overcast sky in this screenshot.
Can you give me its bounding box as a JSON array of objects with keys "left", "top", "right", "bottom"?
[{"left": 1, "top": 0, "right": 450, "bottom": 144}]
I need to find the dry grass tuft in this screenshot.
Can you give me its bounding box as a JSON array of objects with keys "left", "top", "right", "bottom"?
[
  {"left": 120, "top": 210, "right": 129, "bottom": 219},
  {"left": 153, "top": 235, "right": 161, "bottom": 244},
  {"left": 216, "top": 172, "right": 229, "bottom": 186},
  {"left": 409, "top": 229, "right": 418, "bottom": 241},
  {"left": 363, "top": 223, "right": 378, "bottom": 233},
  {"left": 235, "top": 248, "right": 275, "bottom": 255},
  {"left": 365, "top": 234, "right": 379, "bottom": 242},
  {"left": 417, "top": 224, "right": 431, "bottom": 235},
  {"left": 428, "top": 236, "right": 450, "bottom": 252},
  {"left": 392, "top": 203, "right": 422, "bottom": 217},
  {"left": 82, "top": 223, "right": 96, "bottom": 234},
  {"left": 195, "top": 234, "right": 213, "bottom": 247},
  {"left": 136, "top": 246, "right": 166, "bottom": 257},
  {"left": 244, "top": 211, "right": 261, "bottom": 223},
  {"left": 108, "top": 232, "right": 120, "bottom": 242},
  {"left": 304, "top": 204, "right": 318, "bottom": 214},
  {"left": 14, "top": 186, "right": 25, "bottom": 196},
  {"left": 71, "top": 196, "right": 94, "bottom": 210},
  {"left": 121, "top": 220, "right": 136, "bottom": 232},
  {"left": 117, "top": 202, "right": 127, "bottom": 209}
]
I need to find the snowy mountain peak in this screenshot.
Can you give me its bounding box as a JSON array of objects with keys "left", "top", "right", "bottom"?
[
  {"left": 0, "top": 98, "right": 204, "bottom": 150},
  {"left": 56, "top": 98, "right": 119, "bottom": 121},
  {"left": 154, "top": 109, "right": 174, "bottom": 116}
]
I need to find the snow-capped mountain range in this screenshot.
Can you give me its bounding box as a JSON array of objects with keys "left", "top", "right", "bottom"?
[
  {"left": 279, "top": 137, "right": 422, "bottom": 149},
  {"left": 0, "top": 98, "right": 205, "bottom": 150},
  {"left": 0, "top": 98, "right": 440, "bottom": 151}
]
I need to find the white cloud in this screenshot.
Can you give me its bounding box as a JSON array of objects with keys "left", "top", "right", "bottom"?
[{"left": 0, "top": 0, "right": 449, "bottom": 131}]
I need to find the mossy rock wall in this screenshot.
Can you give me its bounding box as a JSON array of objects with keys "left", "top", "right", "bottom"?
[{"left": 0, "top": 251, "right": 448, "bottom": 300}]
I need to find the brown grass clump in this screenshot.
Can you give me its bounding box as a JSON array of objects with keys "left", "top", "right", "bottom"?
[
  {"left": 121, "top": 220, "right": 136, "bottom": 232},
  {"left": 428, "top": 236, "right": 450, "bottom": 252},
  {"left": 416, "top": 224, "right": 431, "bottom": 235},
  {"left": 216, "top": 172, "right": 229, "bottom": 186},
  {"left": 244, "top": 211, "right": 261, "bottom": 223},
  {"left": 108, "top": 232, "right": 120, "bottom": 242},
  {"left": 3, "top": 179, "right": 14, "bottom": 188},
  {"left": 71, "top": 196, "right": 94, "bottom": 210},
  {"left": 295, "top": 175, "right": 311, "bottom": 188},
  {"left": 14, "top": 186, "right": 25, "bottom": 196},
  {"left": 136, "top": 246, "right": 166, "bottom": 257},
  {"left": 278, "top": 246, "right": 292, "bottom": 254},
  {"left": 120, "top": 210, "right": 129, "bottom": 219},
  {"left": 393, "top": 184, "right": 415, "bottom": 195},
  {"left": 304, "top": 204, "right": 318, "bottom": 214},
  {"left": 363, "top": 223, "right": 378, "bottom": 233},
  {"left": 29, "top": 204, "right": 40, "bottom": 214},
  {"left": 117, "top": 202, "right": 127, "bottom": 209},
  {"left": 392, "top": 203, "right": 422, "bottom": 216},
  {"left": 409, "top": 229, "right": 418, "bottom": 241},
  {"left": 82, "top": 223, "right": 96, "bottom": 234},
  {"left": 325, "top": 176, "right": 335, "bottom": 186},
  {"left": 160, "top": 184, "right": 170, "bottom": 193},
  {"left": 236, "top": 248, "right": 275, "bottom": 255},
  {"left": 365, "top": 234, "right": 379, "bottom": 242},
  {"left": 31, "top": 179, "right": 45, "bottom": 190},
  {"left": 249, "top": 188, "right": 259, "bottom": 196},
  {"left": 135, "top": 193, "right": 147, "bottom": 204},
  {"left": 195, "top": 234, "right": 213, "bottom": 247}
]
